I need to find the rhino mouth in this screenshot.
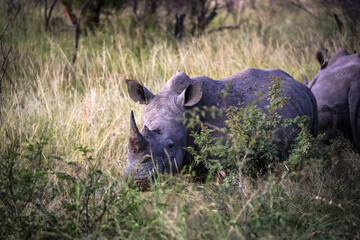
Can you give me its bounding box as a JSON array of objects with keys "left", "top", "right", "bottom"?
[
  {"left": 124, "top": 157, "right": 164, "bottom": 187},
  {"left": 128, "top": 173, "right": 155, "bottom": 190},
  {"left": 125, "top": 156, "right": 182, "bottom": 190}
]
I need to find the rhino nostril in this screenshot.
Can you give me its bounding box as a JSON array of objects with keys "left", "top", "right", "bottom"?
[{"left": 166, "top": 138, "right": 174, "bottom": 149}]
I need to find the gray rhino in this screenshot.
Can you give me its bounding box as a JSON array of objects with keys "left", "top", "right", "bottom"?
[
  {"left": 125, "top": 69, "right": 318, "bottom": 188},
  {"left": 306, "top": 48, "right": 360, "bottom": 151}
]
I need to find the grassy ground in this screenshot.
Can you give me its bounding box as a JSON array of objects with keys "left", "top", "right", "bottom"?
[{"left": 0, "top": 2, "right": 359, "bottom": 239}]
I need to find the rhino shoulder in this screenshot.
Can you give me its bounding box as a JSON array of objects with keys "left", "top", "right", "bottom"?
[
  {"left": 264, "top": 68, "right": 294, "bottom": 79},
  {"left": 223, "top": 68, "right": 290, "bottom": 81}
]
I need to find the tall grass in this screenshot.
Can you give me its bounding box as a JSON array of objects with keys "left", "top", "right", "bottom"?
[{"left": 0, "top": 3, "right": 359, "bottom": 239}]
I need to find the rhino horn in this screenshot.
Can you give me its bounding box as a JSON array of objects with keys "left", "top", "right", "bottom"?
[{"left": 129, "top": 110, "right": 148, "bottom": 153}]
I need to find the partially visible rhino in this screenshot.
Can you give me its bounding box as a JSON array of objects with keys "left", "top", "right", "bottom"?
[
  {"left": 125, "top": 69, "right": 318, "bottom": 188},
  {"left": 306, "top": 48, "right": 360, "bottom": 151}
]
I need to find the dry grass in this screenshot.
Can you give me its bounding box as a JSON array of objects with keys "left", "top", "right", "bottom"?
[{"left": 0, "top": 3, "right": 359, "bottom": 239}]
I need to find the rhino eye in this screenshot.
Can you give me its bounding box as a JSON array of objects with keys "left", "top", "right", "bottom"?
[{"left": 153, "top": 128, "right": 161, "bottom": 134}]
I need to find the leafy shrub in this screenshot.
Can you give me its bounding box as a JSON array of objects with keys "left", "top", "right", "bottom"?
[
  {"left": 0, "top": 137, "right": 53, "bottom": 239},
  {"left": 186, "top": 76, "right": 311, "bottom": 185},
  {"left": 0, "top": 135, "right": 117, "bottom": 239},
  {"left": 182, "top": 77, "right": 360, "bottom": 239}
]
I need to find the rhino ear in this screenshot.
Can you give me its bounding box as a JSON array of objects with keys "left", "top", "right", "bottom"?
[
  {"left": 126, "top": 79, "right": 155, "bottom": 105},
  {"left": 177, "top": 82, "right": 203, "bottom": 107},
  {"left": 316, "top": 49, "right": 328, "bottom": 70}
]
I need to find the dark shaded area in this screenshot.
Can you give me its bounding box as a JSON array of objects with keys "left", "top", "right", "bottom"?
[{"left": 3, "top": 0, "right": 360, "bottom": 64}]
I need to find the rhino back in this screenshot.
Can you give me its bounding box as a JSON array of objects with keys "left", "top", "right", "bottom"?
[
  {"left": 310, "top": 52, "right": 360, "bottom": 105},
  {"left": 159, "top": 69, "right": 317, "bottom": 132},
  {"left": 327, "top": 48, "right": 350, "bottom": 68},
  {"left": 327, "top": 51, "right": 360, "bottom": 75},
  {"left": 192, "top": 68, "right": 317, "bottom": 133},
  {"left": 221, "top": 68, "right": 315, "bottom": 118}
]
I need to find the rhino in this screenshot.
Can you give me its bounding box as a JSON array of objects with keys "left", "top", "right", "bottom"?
[
  {"left": 305, "top": 48, "right": 360, "bottom": 151},
  {"left": 125, "top": 69, "right": 318, "bottom": 188}
]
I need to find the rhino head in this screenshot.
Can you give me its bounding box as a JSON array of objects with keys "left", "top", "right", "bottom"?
[{"left": 124, "top": 75, "right": 203, "bottom": 188}]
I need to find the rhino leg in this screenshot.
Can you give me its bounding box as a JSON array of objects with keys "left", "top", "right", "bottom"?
[
  {"left": 349, "top": 84, "right": 360, "bottom": 152},
  {"left": 318, "top": 111, "right": 334, "bottom": 144}
]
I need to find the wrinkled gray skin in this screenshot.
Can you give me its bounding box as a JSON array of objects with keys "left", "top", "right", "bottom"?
[
  {"left": 306, "top": 48, "right": 360, "bottom": 151},
  {"left": 125, "top": 69, "right": 318, "bottom": 188}
]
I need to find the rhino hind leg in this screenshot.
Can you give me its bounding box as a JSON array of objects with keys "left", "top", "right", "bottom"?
[{"left": 349, "top": 84, "right": 360, "bottom": 152}]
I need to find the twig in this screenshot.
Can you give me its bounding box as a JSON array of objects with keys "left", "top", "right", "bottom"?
[
  {"left": 228, "top": 183, "right": 270, "bottom": 238},
  {"left": 0, "top": 23, "right": 9, "bottom": 40},
  {"left": 286, "top": 0, "right": 320, "bottom": 20},
  {"left": 0, "top": 46, "right": 12, "bottom": 93},
  {"left": 71, "top": 0, "right": 90, "bottom": 65},
  {"left": 237, "top": 150, "right": 248, "bottom": 232},
  {"left": 45, "top": 0, "right": 58, "bottom": 31},
  {"left": 72, "top": 21, "right": 80, "bottom": 65},
  {"left": 208, "top": 24, "right": 241, "bottom": 34},
  {"left": 98, "top": 194, "right": 107, "bottom": 224},
  {"left": 0, "top": 24, "right": 12, "bottom": 94}
]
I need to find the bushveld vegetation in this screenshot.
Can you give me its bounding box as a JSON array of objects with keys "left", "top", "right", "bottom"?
[{"left": 0, "top": 0, "right": 359, "bottom": 239}]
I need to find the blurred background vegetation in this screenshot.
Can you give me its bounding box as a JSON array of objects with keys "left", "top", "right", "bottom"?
[{"left": 0, "top": 0, "right": 359, "bottom": 239}]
